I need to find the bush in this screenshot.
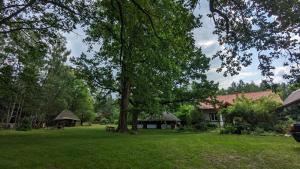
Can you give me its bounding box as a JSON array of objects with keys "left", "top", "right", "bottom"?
[
  {"left": 194, "top": 122, "right": 208, "bottom": 131},
  {"left": 253, "top": 127, "right": 265, "bottom": 135},
  {"left": 220, "top": 123, "right": 251, "bottom": 134},
  {"left": 16, "top": 118, "right": 32, "bottom": 131},
  {"left": 113, "top": 119, "right": 118, "bottom": 125},
  {"left": 274, "top": 118, "right": 294, "bottom": 134},
  {"left": 256, "top": 122, "right": 274, "bottom": 132},
  {"left": 207, "top": 123, "right": 218, "bottom": 128},
  {"left": 100, "top": 117, "right": 110, "bottom": 124},
  {"left": 176, "top": 104, "right": 205, "bottom": 127},
  {"left": 222, "top": 96, "right": 282, "bottom": 133},
  {"left": 220, "top": 125, "right": 237, "bottom": 134}
]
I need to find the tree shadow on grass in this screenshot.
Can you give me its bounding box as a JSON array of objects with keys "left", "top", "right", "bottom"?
[{"left": 292, "top": 146, "right": 300, "bottom": 154}]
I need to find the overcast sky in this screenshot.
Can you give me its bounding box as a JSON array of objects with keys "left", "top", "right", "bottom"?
[{"left": 64, "top": 1, "right": 288, "bottom": 89}]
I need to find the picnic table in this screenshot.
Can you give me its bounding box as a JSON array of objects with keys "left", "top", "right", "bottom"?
[{"left": 106, "top": 126, "right": 116, "bottom": 132}]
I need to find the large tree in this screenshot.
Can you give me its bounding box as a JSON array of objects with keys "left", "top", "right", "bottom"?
[{"left": 73, "top": 0, "right": 217, "bottom": 132}]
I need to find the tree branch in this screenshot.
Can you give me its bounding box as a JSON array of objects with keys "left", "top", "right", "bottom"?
[
  {"left": 130, "top": 0, "right": 162, "bottom": 40},
  {"left": 116, "top": 0, "right": 124, "bottom": 66},
  {"left": 209, "top": 0, "right": 230, "bottom": 34},
  {"left": 0, "top": 0, "right": 36, "bottom": 26}
]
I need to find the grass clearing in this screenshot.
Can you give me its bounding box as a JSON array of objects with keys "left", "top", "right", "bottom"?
[{"left": 0, "top": 125, "right": 300, "bottom": 169}]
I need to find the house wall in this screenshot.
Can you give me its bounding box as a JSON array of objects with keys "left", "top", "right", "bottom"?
[
  {"left": 137, "top": 121, "right": 178, "bottom": 129},
  {"left": 201, "top": 109, "right": 224, "bottom": 127},
  {"left": 137, "top": 124, "right": 143, "bottom": 129}
]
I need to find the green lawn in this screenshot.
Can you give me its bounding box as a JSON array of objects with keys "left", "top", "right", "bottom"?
[{"left": 0, "top": 125, "right": 299, "bottom": 169}]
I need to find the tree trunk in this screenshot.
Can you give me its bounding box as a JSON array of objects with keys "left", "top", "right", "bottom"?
[
  {"left": 81, "top": 113, "right": 83, "bottom": 126},
  {"left": 131, "top": 110, "right": 139, "bottom": 131},
  {"left": 6, "top": 101, "right": 15, "bottom": 126},
  {"left": 16, "top": 99, "right": 24, "bottom": 126},
  {"left": 14, "top": 100, "right": 22, "bottom": 124},
  {"left": 117, "top": 79, "right": 130, "bottom": 133}
]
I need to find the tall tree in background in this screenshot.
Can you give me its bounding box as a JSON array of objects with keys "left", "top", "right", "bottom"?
[
  {"left": 0, "top": 0, "right": 94, "bottom": 127},
  {"left": 0, "top": 30, "right": 47, "bottom": 126},
  {"left": 40, "top": 38, "right": 95, "bottom": 126}
]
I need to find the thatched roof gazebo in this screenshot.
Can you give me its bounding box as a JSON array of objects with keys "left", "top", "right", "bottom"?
[
  {"left": 54, "top": 110, "right": 80, "bottom": 127},
  {"left": 161, "top": 112, "right": 181, "bottom": 122},
  {"left": 138, "top": 112, "right": 181, "bottom": 129},
  {"left": 283, "top": 89, "right": 300, "bottom": 107}
]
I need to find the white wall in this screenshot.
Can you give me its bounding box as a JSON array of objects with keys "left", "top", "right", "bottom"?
[{"left": 147, "top": 124, "right": 157, "bottom": 129}]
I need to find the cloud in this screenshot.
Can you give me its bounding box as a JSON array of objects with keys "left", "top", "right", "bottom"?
[
  {"left": 207, "top": 68, "right": 259, "bottom": 88},
  {"left": 196, "top": 40, "right": 218, "bottom": 49},
  {"left": 63, "top": 28, "right": 88, "bottom": 60}
]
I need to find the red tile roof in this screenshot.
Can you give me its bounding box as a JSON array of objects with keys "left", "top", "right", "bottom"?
[{"left": 199, "top": 90, "right": 283, "bottom": 110}]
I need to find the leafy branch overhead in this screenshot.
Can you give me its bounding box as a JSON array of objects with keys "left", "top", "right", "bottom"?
[{"left": 206, "top": 0, "right": 300, "bottom": 81}]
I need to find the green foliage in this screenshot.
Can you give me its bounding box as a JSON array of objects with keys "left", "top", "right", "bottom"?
[
  {"left": 0, "top": 36, "right": 95, "bottom": 127},
  {"left": 1, "top": 1, "right": 89, "bottom": 35},
  {"left": 73, "top": 0, "right": 218, "bottom": 130},
  {"left": 222, "top": 96, "right": 282, "bottom": 132},
  {"left": 16, "top": 118, "right": 32, "bottom": 131},
  {"left": 176, "top": 104, "right": 194, "bottom": 126},
  {"left": 71, "top": 79, "right": 95, "bottom": 123},
  {"left": 220, "top": 125, "right": 237, "bottom": 134},
  {"left": 253, "top": 127, "right": 265, "bottom": 135},
  {"left": 176, "top": 104, "right": 205, "bottom": 127},
  {"left": 99, "top": 118, "right": 110, "bottom": 125},
  {"left": 274, "top": 118, "right": 295, "bottom": 134},
  {"left": 194, "top": 122, "right": 209, "bottom": 131},
  {"left": 206, "top": 0, "right": 300, "bottom": 80}
]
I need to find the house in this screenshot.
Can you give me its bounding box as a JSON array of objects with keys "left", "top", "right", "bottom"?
[
  {"left": 137, "top": 112, "right": 181, "bottom": 129},
  {"left": 198, "top": 90, "right": 283, "bottom": 126},
  {"left": 283, "top": 89, "right": 300, "bottom": 107},
  {"left": 54, "top": 110, "right": 80, "bottom": 127}
]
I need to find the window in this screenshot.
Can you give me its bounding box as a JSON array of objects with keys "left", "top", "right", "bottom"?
[{"left": 209, "top": 113, "right": 218, "bottom": 121}]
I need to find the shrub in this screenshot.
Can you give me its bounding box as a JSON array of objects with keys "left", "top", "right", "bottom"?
[
  {"left": 16, "top": 118, "right": 32, "bottom": 131},
  {"left": 176, "top": 104, "right": 205, "bottom": 127},
  {"left": 222, "top": 95, "right": 282, "bottom": 132},
  {"left": 194, "top": 122, "right": 208, "bottom": 131},
  {"left": 220, "top": 125, "right": 237, "bottom": 134},
  {"left": 220, "top": 123, "right": 251, "bottom": 134},
  {"left": 207, "top": 123, "right": 217, "bottom": 128},
  {"left": 253, "top": 127, "right": 265, "bottom": 135},
  {"left": 100, "top": 117, "right": 110, "bottom": 124},
  {"left": 274, "top": 118, "right": 294, "bottom": 134},
  {"left": 256, "top": 122, "right": 274, "bottom": 132},
  {"left": 113, "top": 119, "right": 118, "bottom": 125}
]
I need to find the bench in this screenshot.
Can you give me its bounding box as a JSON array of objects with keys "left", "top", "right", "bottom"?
[{"left": 106, "top": 126, "right": 116, "bottom": 132}]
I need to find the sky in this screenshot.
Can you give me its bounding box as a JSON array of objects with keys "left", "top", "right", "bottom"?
[{"left": 63, "top": 1, "right": 288, "bottom": 89}]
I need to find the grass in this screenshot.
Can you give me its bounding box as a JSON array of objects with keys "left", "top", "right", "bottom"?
[{"left": 0, "top": 125, "right": 300, "bottom": 169}]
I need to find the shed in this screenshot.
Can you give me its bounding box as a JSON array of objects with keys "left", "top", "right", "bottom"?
[
  {"left": 137, "top": 112, "right": 181, "bottom": 129},
  {"left": 283, "top": 89, "right": 300, "bottom": 107},
  {"left": 54, "top": 110, "right": 80, "bottom": 127}
]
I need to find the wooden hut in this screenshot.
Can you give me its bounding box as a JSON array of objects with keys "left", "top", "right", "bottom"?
[
  {"left": 137, "top": 112, "right": 181, "bottom": 129},
  {"left": 54, "top": 110, "right": 80, "bottom": 127}
]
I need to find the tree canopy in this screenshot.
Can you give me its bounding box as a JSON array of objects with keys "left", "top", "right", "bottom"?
[{"left": 73, "top": 0, "right": 218, "bottom": 131}]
